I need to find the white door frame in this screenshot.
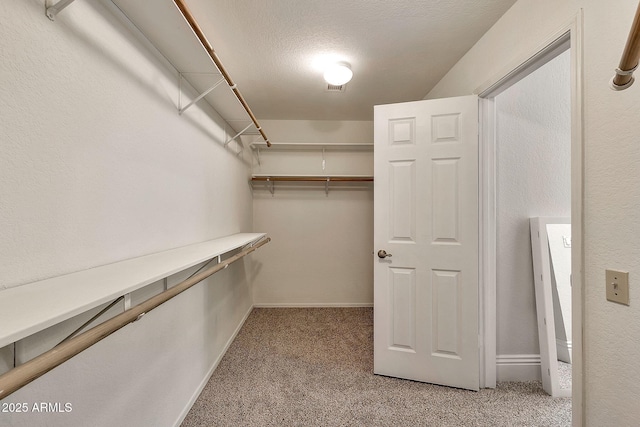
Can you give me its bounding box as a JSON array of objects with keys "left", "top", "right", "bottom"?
[{"left": 475, "top": 12, "right": 584, "bottom": 426}]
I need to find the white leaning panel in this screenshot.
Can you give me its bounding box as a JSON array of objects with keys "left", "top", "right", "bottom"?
[{"left": 0, "top": 233, "right": 266, "bottom": 348}]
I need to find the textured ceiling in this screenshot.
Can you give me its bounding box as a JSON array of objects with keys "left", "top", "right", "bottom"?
[{"left": 113, "top": 0, "right": 517, "bottom": 121}]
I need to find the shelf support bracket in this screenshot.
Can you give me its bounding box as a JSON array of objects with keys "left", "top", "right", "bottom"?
[
  {"left": 56, "top": 296, "right": 124, "bottom": 347},
  {"left": 325, "top": 178, "right": 330, "bottom": 196},
  {"left": 178, "top": 76, "right": 225, "bottom": 114},
  {"left": 123, "top": 293, "right": 132, "bottom": 311},
  {"left": 322, "top": 148, "right": 326, "bottom": 171},
  {"left": 267, "top": 178, "right": 274, "bottom": 196},
  {"left": 46, "top": 0, "right": 77, "bottom": 21},
  {"left": 225, "top": 123, "right": 253, "bottom": 147}
]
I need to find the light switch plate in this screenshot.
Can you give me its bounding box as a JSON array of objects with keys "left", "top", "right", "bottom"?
[{"left": 606, "top": 269, "right": 629, "bottom": 305}]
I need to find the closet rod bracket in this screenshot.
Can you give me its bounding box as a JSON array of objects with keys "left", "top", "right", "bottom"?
[
  {"left": 610, "top": 64, "right": 638, "bottom": 91},
  {"left": 46, "top": 0, "right": 77, "bottom": 21}
]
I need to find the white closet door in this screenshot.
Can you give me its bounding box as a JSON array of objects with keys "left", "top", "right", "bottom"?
[{"left": 373, "top": 95, "right": 479, "bottom": 391}]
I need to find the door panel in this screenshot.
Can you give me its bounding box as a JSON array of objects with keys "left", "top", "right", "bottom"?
[
  {"left": 374, "top": 95, "right": 479, "bottom": 391},
  {"left": 432, "top": 158, "right": 460, "bottom": 243},
  {"left": 389, "top": 160, "right": 416, "bottom": 242},
  {"left": 432, "top": 269, "right": 461, "bottom": 357},
  {"left": 389, "top": 267, "right": 416, "bottom": 351}
]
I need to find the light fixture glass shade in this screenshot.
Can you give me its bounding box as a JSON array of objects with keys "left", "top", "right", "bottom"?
[{"left": 323, "top": 62, "right": 353, "bottom": 86}]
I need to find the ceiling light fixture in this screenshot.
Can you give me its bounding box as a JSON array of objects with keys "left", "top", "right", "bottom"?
[{"left": 323, "top": 62, "right": 353, "bottom": 86}]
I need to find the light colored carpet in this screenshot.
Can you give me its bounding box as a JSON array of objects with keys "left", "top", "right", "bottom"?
[
  {"left": 558, "top": 361, "right": 572, "bottom": 391},
  {"left": 182, "top": 308, "right": 571, "bottom": 426}
]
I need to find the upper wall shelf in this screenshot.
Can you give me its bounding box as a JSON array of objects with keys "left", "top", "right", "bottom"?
[
  {"left": 250, "top": 142, "right": 374, "bottom": 176},
  {"left": 250, "top": 143, "right": 373, "bottom": 167},
  {"left": 250, "top": 142, "right": 373, "bottom": 151},
  {"left": 106, "top": 0, "right": 269, "bottom": 146}
]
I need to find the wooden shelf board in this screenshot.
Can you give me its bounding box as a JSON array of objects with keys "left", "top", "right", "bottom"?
[{"left": 250, "top": 142, "right": 373, "bottom": 151}]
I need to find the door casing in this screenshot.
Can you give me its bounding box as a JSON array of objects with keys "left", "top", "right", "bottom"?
[{"left": 474, "top": 12, "right": 583, "bottom": 426}]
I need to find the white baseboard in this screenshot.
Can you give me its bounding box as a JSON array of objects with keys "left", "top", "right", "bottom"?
[
  {"left": 253, "top": 302, "right": 374, "bottom": 308},
  {"left": 496, "top": 354, "right": 542, "bottom": 382},
  {"left": 173, "top": 304, "right": 254, "bottom": 427}
]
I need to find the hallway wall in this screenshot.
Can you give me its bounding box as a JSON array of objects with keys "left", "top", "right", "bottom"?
[{"left": 427, "top": 0, "right": 640, "bottom": 423}]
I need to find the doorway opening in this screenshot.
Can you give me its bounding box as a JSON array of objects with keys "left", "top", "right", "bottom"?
[{"left": 477, "top": 16, "right": 583, "bottom": 424}]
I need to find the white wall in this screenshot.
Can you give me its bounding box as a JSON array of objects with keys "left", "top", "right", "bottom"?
[
  {"left": 427, "top": 0, "right": 640, "bottom": 423},
  {"left": 0, "top": 1, "right": 255, "bottom": 425},
  {"left": 495, "top": 51, "right": 571, "bottom": 379},
  {"left": 426, "top": 0, "right": 578, "bottom": 100},
  {"left": 252, "top": 120, "right": 374, "bottom": 306},
  {"left": 580, "top": 0, "right": 640, "bottom": 422}
]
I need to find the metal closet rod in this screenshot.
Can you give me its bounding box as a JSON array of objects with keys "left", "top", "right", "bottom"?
[
  {"left": 173, "top": 0, "right": 271, "bottom": 147},
  {"left": 612, "top": 0, "right": 640, "bottom": 90},
  {"left": 0, "top": 237, "right": 271, "bottom": 400},
  {"left": 252, "top": 176, "right": 374, "bottom": 182}
]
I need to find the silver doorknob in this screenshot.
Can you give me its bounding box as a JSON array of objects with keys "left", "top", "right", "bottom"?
[{"left": 377, "top": 250, "right": 392, "bottom": 259}]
